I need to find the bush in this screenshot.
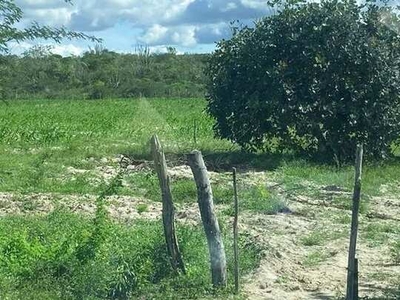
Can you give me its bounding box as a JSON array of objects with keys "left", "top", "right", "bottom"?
[{"left": 206, "top": 0, "right": 400, "bottom": 164}]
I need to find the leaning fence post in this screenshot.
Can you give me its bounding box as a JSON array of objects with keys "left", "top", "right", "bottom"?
[
  {"left": 187, "top": 150, "right": 227, "bottom": 288},
  {"left": 151, "top": 134, "right": 185, "bottom": 274},
  {"left": 346, "top": 144, "right": 363, "bottom": 300}
]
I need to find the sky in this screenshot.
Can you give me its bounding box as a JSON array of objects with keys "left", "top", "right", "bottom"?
[{"left": 10, "top": 0, "right": 275, "bottom": 56}]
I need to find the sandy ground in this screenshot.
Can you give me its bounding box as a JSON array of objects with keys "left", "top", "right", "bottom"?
[{"left": 242, "top": 187, "right": 400, "bottom": 300}]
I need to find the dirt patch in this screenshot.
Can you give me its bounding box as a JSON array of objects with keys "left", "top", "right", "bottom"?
[
  {"left": 241, "top": 187, "right": 400, "bottom": 300},
  {"left": 0, "top": 191, "right": 204, "bottom": 226}
]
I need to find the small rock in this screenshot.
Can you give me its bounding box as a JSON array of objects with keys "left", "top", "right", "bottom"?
[
  {"left": 259, "top": 283, "right": 267, "bottom": 289},
  {"left": 127, "top": 165, "right": 136, "bottom": 171}
]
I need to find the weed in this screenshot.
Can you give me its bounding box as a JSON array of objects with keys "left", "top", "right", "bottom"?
[
  {"left": 0, "top": 213, "right": 262, "bottom": 299},
  {"left": 300, "top": 231, "right": 326, "bottom": 246},
  {"left": 275, "top": 274, "right": 290, "bottom": 284},
  {"left": 303, "top": 251, "right": 331, "bottom": 267},
  {"left": 137, "top": 203, "right": 149, "bottom": 214}
]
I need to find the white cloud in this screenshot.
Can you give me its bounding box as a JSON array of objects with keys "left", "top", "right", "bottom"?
[
  {"left": 7, "top": 41, "right": 86, "bottom": 56},
  {"left": 171, "top": 26, "right": 197, "bottom": 46},
  {"left": 51, "top": 44, "right": 86, "bottom": 56},
  {"left": 240, "top": 0, "right": 269, "bottom": 10},
  {"left": 13, "top": 0, "right": 272, "bottom": 50},
  {"left": 7, "top": 41, "right": 33, "bottom": 55},
  {"left": 223, "top": 2, "right": 238, "bottom": 12},
  {"left": 138, "top": 24, "right": 169, "bottom": 44},
  {"left": 24, "top": 7, "right": 74, "bottom": 26},
  {"left": 138, "top": 25, "right": 197, "bottom": 47}
]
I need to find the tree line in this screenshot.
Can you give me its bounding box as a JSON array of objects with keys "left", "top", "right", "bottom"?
[{"left": 0, "top": 45, "right": 208, "bottom": 100}]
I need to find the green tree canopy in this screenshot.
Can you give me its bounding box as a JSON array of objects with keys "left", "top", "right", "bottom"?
[{"left": 206, "top": 0, "right": 400, "bottom": 164}]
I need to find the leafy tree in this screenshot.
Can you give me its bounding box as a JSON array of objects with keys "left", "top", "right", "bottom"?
[
  {"left": 206, "top": 0, "right": 400, "bottom": 164},
  {"left": 0, "top": 0, "right": 99, "bottom": 53}
]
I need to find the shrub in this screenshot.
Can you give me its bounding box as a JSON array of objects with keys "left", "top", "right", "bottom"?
[{"left": 206, "top": 0, "right": 400, "bottom": 164}]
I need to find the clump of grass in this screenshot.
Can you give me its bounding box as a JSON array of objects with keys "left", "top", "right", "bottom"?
[
  {"left": 137, "top": 203, "right": 149, "bottom": 214},
  {"left": 390, "top": 241, "right": 400, "bottom": 264},
  {"left": 300, "top": 227, "right": 346, "bottom": 247},
  {"left": 20, "top": 199, "right": 39, "bottom": 211},
  {"left": 303, "top": 251, "right": 332, "bottom": 267},
  {"left": 221, "top": 185, "right": 288, "bottom": 217},
  {"left": 240, "top": 185, "right": 288, "bottom": 214},
  {"left": 300, "top": 231, "right": 326, "bottom": 246},
  {"left": 333, "top": 213, "right": 352, "bottom": 225},
  {"left": 363, "top": 223, "right": 400, "bottom": 247}
]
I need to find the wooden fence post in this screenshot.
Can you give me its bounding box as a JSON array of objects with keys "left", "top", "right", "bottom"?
[
  {"left": 354, "top": 258, "right": 359, "bottom": 300},
  {"left": 187, "top": 150, "right": 227, "bottom": 288},
  {"left": 193, "top": 119, "right": 198, "bottom": 145},
  {"left": 151, "top": 134, "right": 185, "bottom": 274},
  {"left": 233, "top": 167, "right": 239, "bottom": 294},
  {"left": 346, "top": 144, "right": 363, "bottom": 300}
]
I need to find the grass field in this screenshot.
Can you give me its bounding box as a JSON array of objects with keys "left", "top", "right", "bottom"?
[{"left": 0, "top": 98, "right": 399, "bottom": 299}]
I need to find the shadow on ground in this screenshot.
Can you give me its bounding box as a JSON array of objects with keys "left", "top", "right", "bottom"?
[
  {"left": 121, "top": 146, "right": 400, "bottom": 173},
  {"left": 309, "top": 283, "right": 400, "bottom": 300},
  {"left": 359, "top": 282, "right": 400, "bottom": 300},
  {"left": 121, "top": 149, "right": 294, "bottom": 172}
]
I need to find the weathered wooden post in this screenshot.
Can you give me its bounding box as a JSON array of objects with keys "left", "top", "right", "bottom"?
[
  {"left": 354, "top": 258, "right": 359, "bottom": 300},
  {"left": 187, "top": 150, "right": 227, "bottom": 288},
  {"left": 233, "top": 167, "right": 239, "bottom": 294},
  {"left": 346, "top": 144, "right": 363, "bottom": 300},
  {"left": 151, "top": 134, "right": 185, "bottom": 274}
]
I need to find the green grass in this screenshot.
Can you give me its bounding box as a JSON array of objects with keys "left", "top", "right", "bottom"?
[
  {"left": 275, "top": 158, "right": 400, "bottom": 214},
  {"left": 300, "top": 231, "right": 326, "bottom": 246},
  {"left": 239, "top": 185, "right": 288, "bottom": 214},
  {"left": 300, "top": 228, "right": 346, "bottom": 247},
  {"left": 0, "top": 209, "right": 263, "bottom": 300},
  {"left": 362, "top": 222, "right": 400, "bottom": 247},
  {"left": 303, "top": 250, "right": 332, "bottom": 267},
  {"left": 1, "top": 98, "right": 399, "bottom": 199},
  {"left": 1, "top": 98, "right": 400, "bottom": 299},
  {"left": 137, "top": 203, "right": 149, "bottom": 214},
  {"left": 0, "top": 98, "right": 231, "bottom": 194}
]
